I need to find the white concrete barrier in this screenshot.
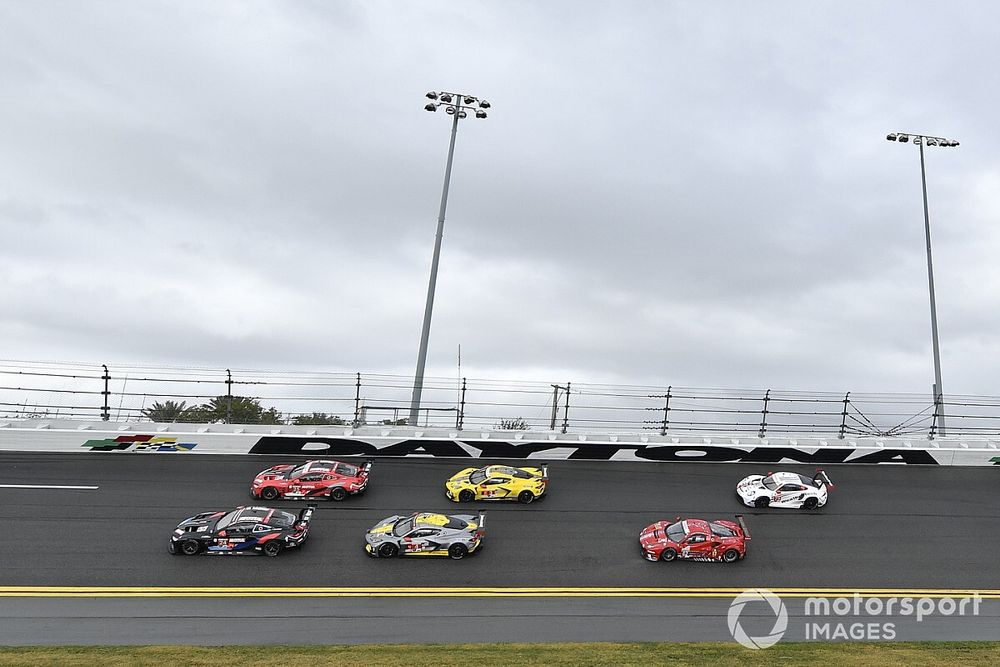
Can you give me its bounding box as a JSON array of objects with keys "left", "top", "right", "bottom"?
[{"left": 1, "top": 420, "right": 998, "bottom": 465}]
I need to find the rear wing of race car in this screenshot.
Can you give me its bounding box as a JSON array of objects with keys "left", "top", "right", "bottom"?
[
  {"left": 541, "top": 464, "right": 549, "bottom": 480},
  {"left": 475, "top": 512, "right": 486, "bottom": 538},
  {"left": 360, "top": 460, "right": 373, "bottom": 476},
  {"left": 813, "top": 470, "right": 834, "bottom": 490},
  {"left": 736, "top": 514, "right": 751, "bottom": 540},
  {"left": 298, "top": 503, "right": 318, "bottom": 526}
]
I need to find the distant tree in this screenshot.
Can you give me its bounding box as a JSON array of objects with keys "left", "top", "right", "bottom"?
[
  {"left": 179, "top": 405, "right": 212, "bottom": 423},
  {"left": 142, "top": 400, "right": 187, "bottom": 423},
  {"left": 181, "top": 396, "right": 280, "bottom": 424},
  {"left": 381, "top": 418, "right": 409, "bottom": 426},
  {"left": 260, "top": 407, "right": 284, "bottom": 425},
  {"left": 495, "top": 417, "right": 529, "bottom": 430},
  {"left": 293, "top": 412, "right": 345, "bottom": 426}
]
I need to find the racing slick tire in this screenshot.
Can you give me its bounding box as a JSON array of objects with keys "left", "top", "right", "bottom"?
[
  {"left": 180, "top": 539, "right": 201, "bottom": 556},
  {"left": 168, "top": 541, "right": 177, "bottom": 555},
  {"left": 260, "top": 487, "right": 281, "bottom": 501},
  {"left": 378, "top": 543, "right": 399, "bottom": 558},
  {"left": 517, "top": 490, "right": 535, "bottom": 504},
  {"left": 660, "top": 548, "right": 677, "bottom": 562},
  {"left": 458, "top": 489, "right": 475, "bottom": 503},
  {"left": 803, "top": 497, "right": 818, "bottom": 510},
  {"left": 329, "top": 486, "right": 347, "bottom": 501},
  {"left": 722, "top": 549, "right": 740, "bottom": 563},
  {"left": 753, "top": 497, "right": 770, "bottom": 508},
  {"left": 262, "top": 541, "right": 283, "bottom": 557},
  {"left": 448, "top": 543, "right": 469, "bottom": 560}
]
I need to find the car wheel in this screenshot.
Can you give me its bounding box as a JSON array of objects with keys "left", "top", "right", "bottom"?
[
  {"left": 660, "top": 548, "right": 677, "bottom": 562},
  {"left": 262, "top": 541, "right": 283, "bottom": 557},
  {"left": 260, "top": 487, "right": 280, "bottom": 501},
  {"left": 378, "top": 543, "right": 398, "bottom": 558},
  {"left": 458, "top": 489, "right": 475, "bottom": 503},
  {"left": 168, "top": 541, "right": 178, "bottom": 555},
  {"left": 722, "top": 549, "right": 740, "bottom": 563},
  {"left": 517, "top": 490, "right": 535, "bottom": 504},
  {"left": 754, "top": 497, "right": 770, "bottom": 508},
  {"left": 448, "top": 543, "right": 468, "bottom": 560},
  {"left": 180, "top": 539, "right": 201, "bottom": 556},
  {"left": 330, "top": 486, "right": 347, "bottom": 501},
  {"left": 803, "top": 497, "right": 818, "bottom": 510}
]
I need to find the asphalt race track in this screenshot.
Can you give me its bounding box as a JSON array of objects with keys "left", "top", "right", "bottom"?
[{"left": 0, "top": 452, "right": 997, "bottom": 644}]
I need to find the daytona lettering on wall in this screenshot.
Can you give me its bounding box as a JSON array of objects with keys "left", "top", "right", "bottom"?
[{"left": 246, "top": 437, "right": 944, "bottom": 464}]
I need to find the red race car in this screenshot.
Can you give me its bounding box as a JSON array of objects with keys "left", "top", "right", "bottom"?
[
  {"left": 640, "top": 515, "right": 749, "bottom": 563},
  {"left": 251, "top": 459, "right": 371, "bottom": 501}
]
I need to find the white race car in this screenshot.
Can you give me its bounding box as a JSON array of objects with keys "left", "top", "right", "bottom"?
[{"left": 736, "top": 470, "right": 833, "bottom": 509}]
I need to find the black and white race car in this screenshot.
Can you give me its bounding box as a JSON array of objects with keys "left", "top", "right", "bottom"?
[
  {"left": 736, "top": 470, "right": 833, "bottom": 509},
  {"left": 168, "top": 504, "right": 316, "bottom": 556}
]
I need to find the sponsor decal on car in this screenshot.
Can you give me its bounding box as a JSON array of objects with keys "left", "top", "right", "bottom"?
[{"left": 83, "top": 435, "right": 197, "bottom": 452}]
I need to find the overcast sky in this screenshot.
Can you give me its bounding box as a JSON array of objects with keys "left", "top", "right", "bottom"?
[{"left": 1, "top": 1, "right": 999, "bottom": 397}]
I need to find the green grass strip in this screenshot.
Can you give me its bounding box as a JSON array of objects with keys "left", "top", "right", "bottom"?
[{"left": 0, "top": 642, "right": 997, "bottom": 666}]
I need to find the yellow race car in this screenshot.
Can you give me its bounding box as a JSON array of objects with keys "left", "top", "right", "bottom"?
[{"left": 445, "top": 464, "right": 548, "bottom": 504}]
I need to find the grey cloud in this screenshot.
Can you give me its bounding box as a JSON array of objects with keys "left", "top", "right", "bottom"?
[{"left": 1, "top": 0, "right": 999, "bottom": 401}]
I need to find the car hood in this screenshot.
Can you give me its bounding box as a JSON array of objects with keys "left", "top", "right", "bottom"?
[
  {"left": 365, "top": 515, "right": 402, "bottom": 541},
  {"left": 640, "top": 521, "right": 669, "bottom": 544},
  {"left": 737, "top": 476, "right": 765, "bottom": 492},
  {"left": 175, "top": 511, "right": 225, "bottom": 532},
  {"left": 255, "top": 465, "right": 294, "bottom": 480}
]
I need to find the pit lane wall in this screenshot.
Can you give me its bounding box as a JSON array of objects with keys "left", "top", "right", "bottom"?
[{"left": 0, "top": 420, "right": 998, "bottom": 465}]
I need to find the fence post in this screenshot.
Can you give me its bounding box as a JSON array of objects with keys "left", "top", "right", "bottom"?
[
  {"left": 660, "top": 386, "right": 672, "bottom": 436},
  {"left": 100, "top": 364, "right": 110, "bottom": 421},
  {"left": 225, "top": 369, "right": 233, "bottom": 424},
  {"left": 758, "top": 389, "right": 771, "bottom": 438},
  {"left": 561, "top": 382, "right": 571, "bottom": 434},
  {"left": 929, "top": 384, "right": 939, "bottom": 440},
  {"left": 549, "top": 384, "right": 561, "bottom": 430},
  {"left": 838, "top": 392, "right": 850, "bottom": 439},
  {"left": 457, "top": 378, "right": 466, "bottom": 430},
  {"left": 353, "top": 372, "right": 361, "bottom": 426}
]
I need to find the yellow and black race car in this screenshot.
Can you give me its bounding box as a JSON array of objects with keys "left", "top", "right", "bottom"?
[{"left": 445, "top": 464, "right": 548, "bottom": 504}]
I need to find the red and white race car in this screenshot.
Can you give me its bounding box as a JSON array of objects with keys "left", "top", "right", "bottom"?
[
  {"left": 640, "top": 515, "right": 750, "bottom": 563},
  {"left": 251, "top": 459, "right": 371, "bottom": 501}
]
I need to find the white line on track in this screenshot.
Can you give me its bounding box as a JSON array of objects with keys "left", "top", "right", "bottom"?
[{"left": 0, "top": 484, "right": 99, "bottom": 490}]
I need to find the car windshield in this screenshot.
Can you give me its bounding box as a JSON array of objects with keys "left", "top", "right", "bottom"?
[
  {"left": 215, "top": 510, "right": 239, "bottom": 530},
  {"left": 393, "top": 517, "right": 415, "bottom": 537},
  {"left": 288, "top": 465, "right": 307, "bottom": 479},
  {"left": 665, "top": 523, "right": 686, "bottom": 542},
  {"left": 762, "top": 476, "right": 779, "bottom": 491},
  {"left": 469, "top": 468, "right": 487, "bottom": 485}
]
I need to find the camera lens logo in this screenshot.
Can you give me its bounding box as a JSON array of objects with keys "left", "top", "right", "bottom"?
[{"left": 727, "top": 588, "right": 788, "bottom": 649}]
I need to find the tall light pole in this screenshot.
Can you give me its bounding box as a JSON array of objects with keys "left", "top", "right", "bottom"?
[
  {"left": 886, "top": 131, "right": 959, "bottom": 437},
  {"left": 408, "top": 91, "right": 490, "bottom": 426}
]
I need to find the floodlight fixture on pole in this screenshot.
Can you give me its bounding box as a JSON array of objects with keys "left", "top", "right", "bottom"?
[
  {"left": 886, "top": 131, "right": 959, "bottom": 437},
  {"left": 408, "top": 91, "right": 490, "bottom": 426}
]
